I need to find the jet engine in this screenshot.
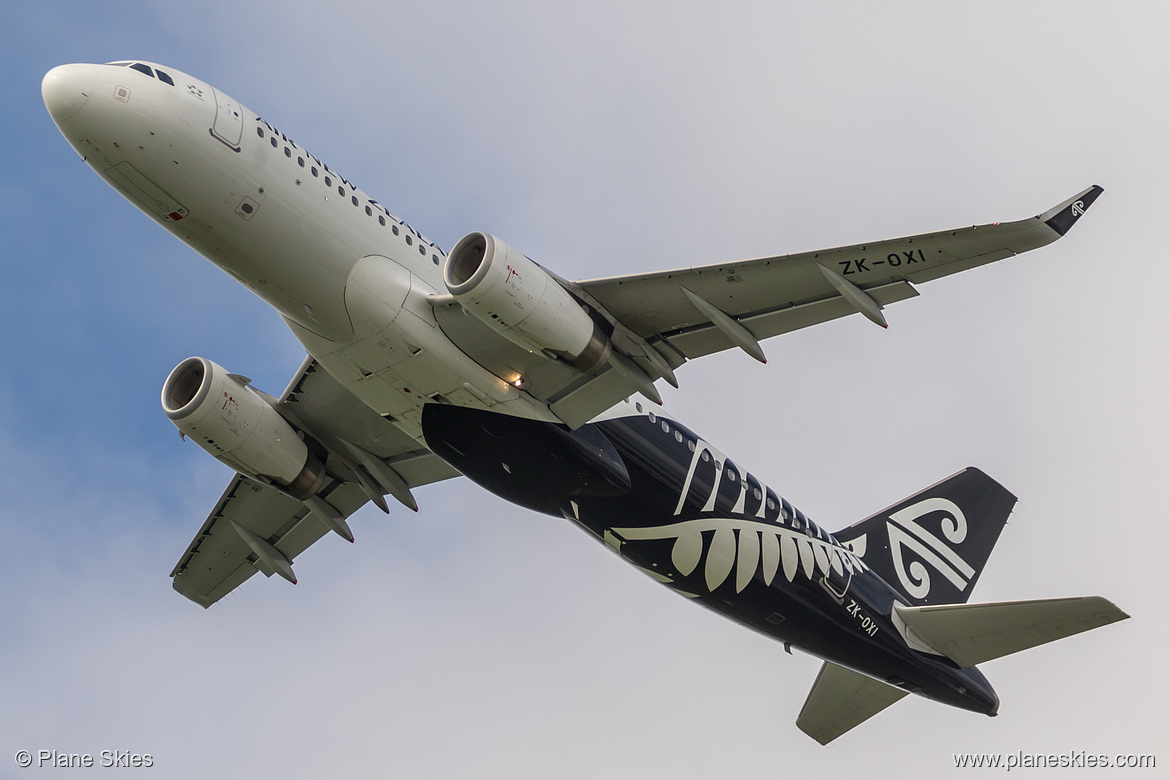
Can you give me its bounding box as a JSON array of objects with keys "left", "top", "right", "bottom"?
[
  {"left": 161, "top": 357, "right": 326, "bottom": 499},
  {"left": 444, "top": 232, "right": 611, "bottom": 373}
]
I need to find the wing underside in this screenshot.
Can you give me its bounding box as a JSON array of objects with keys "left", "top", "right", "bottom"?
[
  {"left": 169, "top": 357, "right": 459, "bottom": 607},
  {"left": 432, "top": 187, "right": 1102, "bottom": 429},
  {"left": 577, "top": 185, "right": 1103, "bottom": 365}
]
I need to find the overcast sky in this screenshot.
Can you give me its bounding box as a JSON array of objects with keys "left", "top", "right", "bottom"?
[{"left": 3, "top": 2, "right": 1166, "bottom": 777}]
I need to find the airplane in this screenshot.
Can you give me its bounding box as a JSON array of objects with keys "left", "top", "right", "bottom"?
[{"left": 42, "top": 60, "right": 1127, "bottom": 744}]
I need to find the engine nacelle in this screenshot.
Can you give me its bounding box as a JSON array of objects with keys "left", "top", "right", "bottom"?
[
  {"left": 161, "top": 357, "right": 326, "bottom": 499},
  {"left": 444, "top": 232, "right": 611, "bottom": 373}
]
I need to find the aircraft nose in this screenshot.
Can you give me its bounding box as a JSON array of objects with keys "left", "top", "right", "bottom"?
[{"left": 42, "top": 64, "right": 96, "bottom": 124}]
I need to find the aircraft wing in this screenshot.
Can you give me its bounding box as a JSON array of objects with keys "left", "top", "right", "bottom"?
[
  {"left": 431, "top": 187, "right": 1102, "bottom": 429},
  {"left": 169, "top": 357, "right": 460, "bottom": 607},
  {"left": 573, "top": 186, "right": 1103, "bottom": 366}
]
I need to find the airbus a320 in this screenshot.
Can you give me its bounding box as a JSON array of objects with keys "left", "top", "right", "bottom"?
[{"left": 43, "top": 60, "right": 1126, "bottom": 744}]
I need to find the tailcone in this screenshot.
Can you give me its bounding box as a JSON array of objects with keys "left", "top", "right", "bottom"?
[{"left": 957, "top": 665, "right": 1000, "bottom": 716}]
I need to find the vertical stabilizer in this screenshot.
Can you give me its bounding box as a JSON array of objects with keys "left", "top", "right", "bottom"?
[{"left": 834, "top": 468, "right": 1016, "bottom": 606}]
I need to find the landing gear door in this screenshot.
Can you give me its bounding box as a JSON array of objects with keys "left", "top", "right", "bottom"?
[{"left": 210, "top": 87, "right": 243, "bottom": 151}]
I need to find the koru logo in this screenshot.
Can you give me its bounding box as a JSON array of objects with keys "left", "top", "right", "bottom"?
[
  {"left": 1071, "top": 200, "right": 1086, "bottom": 217},
  {"left": 885, "top": 497, "right": 974, "bottom": 599}
]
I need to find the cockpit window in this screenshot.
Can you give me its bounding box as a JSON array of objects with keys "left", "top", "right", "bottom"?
[{"left": 105, "top": 61, "right": 173, "bottom": 86}]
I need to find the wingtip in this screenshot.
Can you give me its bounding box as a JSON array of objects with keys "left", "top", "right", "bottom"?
[{"left": 1041, "top": 185, "right": 1104, "bottom": 236}]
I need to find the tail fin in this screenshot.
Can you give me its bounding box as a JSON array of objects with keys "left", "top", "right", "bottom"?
[
  {"left": 893, "top": 596, "right": 1129, "bottom": 668},
  {"left": 834, "top": 468, "right": 1016, "bottom": 606}
]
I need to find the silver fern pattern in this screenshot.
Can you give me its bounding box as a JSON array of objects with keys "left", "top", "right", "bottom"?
[{"left": 612, "top": 518, "right": 868, "bottom": 593}]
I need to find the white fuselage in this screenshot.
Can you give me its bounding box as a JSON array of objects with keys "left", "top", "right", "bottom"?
[{"left": 44, "top": 60, "right": 559, "bottom": 444}]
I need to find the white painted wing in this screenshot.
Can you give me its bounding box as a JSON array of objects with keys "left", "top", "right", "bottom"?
[
  {"left": 796, "top": 661, "right": 908, "bottom": 745},
  {"left": 169, "top": 357, "right": 459, "bottom": 607},
  {"left": 574, "top": 186, "right": 1103, "bottom": 367}
]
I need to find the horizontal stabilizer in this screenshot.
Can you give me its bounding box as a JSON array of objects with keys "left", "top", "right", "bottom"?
[
  {"left": 894, "top": 596, "right": 1128, "bottom": 668},
  {"left": 796, "top": 661, "right": 908, "bottom": 745}
]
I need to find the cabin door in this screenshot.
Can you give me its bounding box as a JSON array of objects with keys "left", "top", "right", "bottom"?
[{"left": 210, "top": 87, "right": 243, "bottom": 150}]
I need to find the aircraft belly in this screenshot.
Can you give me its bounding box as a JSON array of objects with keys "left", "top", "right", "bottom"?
[
  {"left": 420, "top": 404, "right": 632, "bottom": 514},
  {"left": 174, "top": 159, "right": 364, "bottom": 340}
]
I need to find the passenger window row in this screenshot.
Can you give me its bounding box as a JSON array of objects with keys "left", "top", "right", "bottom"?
[
  {"left": 630, "top": 399, "right": 832, "bottom": 537},
  {"left": 102, "top": 60, "right": 444, "bottom": 267},
  {"left": 253, "top": 122, "right": 443, "bottom": 266}
]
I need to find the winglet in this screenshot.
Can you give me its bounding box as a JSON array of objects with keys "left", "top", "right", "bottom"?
[{"left": 1040, "top": 185, "right": 1104, "bottom": 237}]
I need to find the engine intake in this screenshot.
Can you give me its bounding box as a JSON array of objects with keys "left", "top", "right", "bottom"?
[
  {"left": 445, "top": 232, "right": 610, "bottom": 373},
  {"left": 162, "top": 357, "right": 326, "bottom": 499}
]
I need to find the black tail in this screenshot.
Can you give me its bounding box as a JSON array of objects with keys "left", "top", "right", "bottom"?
[{"left": 834, "top": 468, "right": 1016, "bottom": 606}]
